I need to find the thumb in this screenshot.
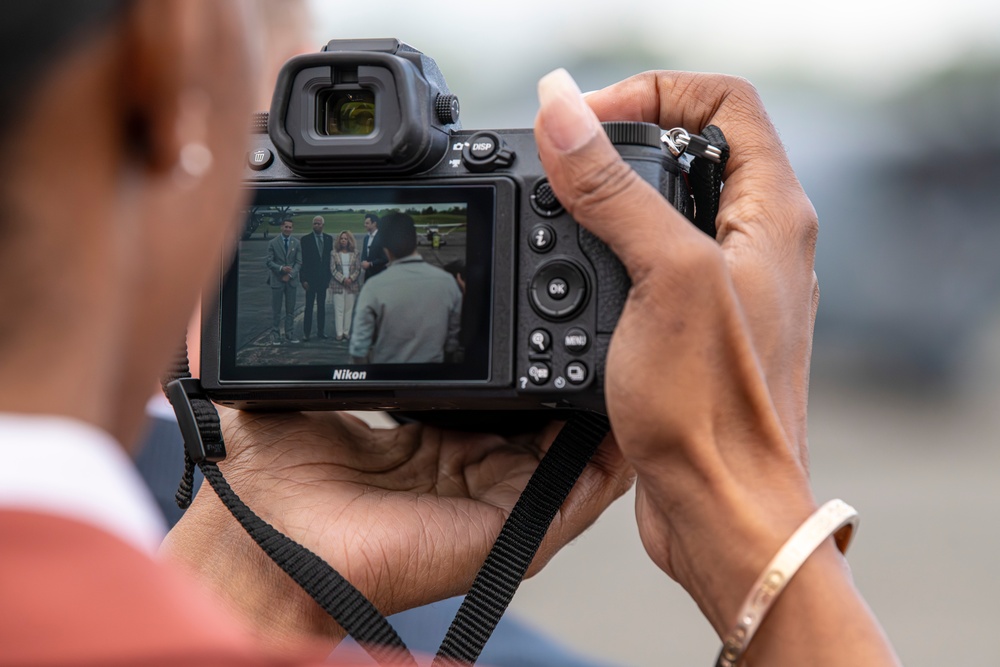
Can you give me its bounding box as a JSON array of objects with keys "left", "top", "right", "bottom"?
[{"left": 534, "top": 69, "right": 705, "bottom": 273}]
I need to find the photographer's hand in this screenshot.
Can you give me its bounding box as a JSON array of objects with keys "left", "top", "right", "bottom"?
[
  {"left": 534, "top": 70, "right": 899, "bottom": 666},
  {"left": 162, "top": 409, "right": 631, "bottom": 651}
]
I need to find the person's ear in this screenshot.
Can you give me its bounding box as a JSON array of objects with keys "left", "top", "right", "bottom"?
[{"left": 119, "top": 0, "right": 205, "bottom": 175}]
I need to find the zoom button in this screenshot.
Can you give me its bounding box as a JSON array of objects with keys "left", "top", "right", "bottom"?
[
  {"left": 529, "top": 329, "right": 551, "bottom": 353},
  {"left": 527, "top": 363, "right": 551, "bottom": 385}
]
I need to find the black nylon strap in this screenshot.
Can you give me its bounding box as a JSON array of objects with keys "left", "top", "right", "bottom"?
[
  {"left": 433, "top": 412, "right": 610, "bottom": 666},
  {"left": 162, "top": 346, "right": 415, "bottom": 665},
  {"left": 689, "top": 124, "right": 730, "bottom": 238},
  {"left": 197, "top": 462, "right": 416, "bottom": 666}
]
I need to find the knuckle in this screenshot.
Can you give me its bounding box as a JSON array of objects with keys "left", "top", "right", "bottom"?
[
  {"left": 668, "top": 236, "right": 729, "bottom": 286},
  {"left": 798, "top": 202, "right": 820, "bottom": 255},
  {"left": 684, "top": 238, "right": 729, "bottom": 279},
  {"left": 676, "top": 73, "right": 764, "bottom": 129}
]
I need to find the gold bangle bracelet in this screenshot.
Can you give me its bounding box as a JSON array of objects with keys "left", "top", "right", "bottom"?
[{"left": 715, "top": 499, "right": 860, "bottom": 667}]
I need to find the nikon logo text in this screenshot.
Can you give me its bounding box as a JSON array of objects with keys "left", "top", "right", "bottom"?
[{"left": 332, "top": 369, "right": 367, "bottom": 380}]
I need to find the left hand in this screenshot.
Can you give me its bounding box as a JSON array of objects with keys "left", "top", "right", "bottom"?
[{"left": 162, "top": 409, "right": 632, "bottom": 649}]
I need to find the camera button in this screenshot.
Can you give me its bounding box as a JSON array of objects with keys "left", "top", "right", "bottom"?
[
  {"left": 527, "top": 363, "right": 552, "bottom": 385},
  {"left": 462, "top": 132, "right": 515, "bottom": 172},
  {"left": 547, "top": 278, "right": 569, "bottom": 300},
  {"left": 528, "top": 225, "right": 555, "bottom": 253},
  {"left": 565, "top": 362, "right": 589, "bottom": 385},
  {"left": 529, "top": 260, "right": 588, "bottom": 320},
  {"left": 529, "top": 329, "right": 551, "bottom": 353},
  {"left": 470, "top": 135, "right": 498, "bottom": 158},
  {"left": 563, "top": 328, "right": 590, "bottom": 353},
  {"left": 530, "top": 180, "right": 564, "bottom": 218},
  {"left": 247, "top": 148, "right": 274, "bottom": 170}
]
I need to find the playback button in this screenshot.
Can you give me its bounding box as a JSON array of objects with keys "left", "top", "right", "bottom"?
[{"left": 565, "top": 362, "right": 589, "bottom": 385}]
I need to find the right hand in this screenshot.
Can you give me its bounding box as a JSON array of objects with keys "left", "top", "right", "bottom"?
[
  {"left": 536, "top": 69, "right": 819, "bottom": 629},
  {"left": 534, "top": 69, "right": 899, "bottom": 667}
]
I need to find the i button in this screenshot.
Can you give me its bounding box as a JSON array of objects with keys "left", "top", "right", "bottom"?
[{"left": 528, "top": 225, "right": 555, "bottom": 253}]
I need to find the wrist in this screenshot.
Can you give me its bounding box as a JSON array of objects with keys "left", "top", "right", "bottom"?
[
  {"left": 161, "top": 485, "right": 346, "bottom": 652},
  {"left": 636, "top": 469, "right": 818, "bottom": 636}
]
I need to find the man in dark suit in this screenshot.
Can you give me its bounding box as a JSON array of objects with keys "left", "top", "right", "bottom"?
[
  {"left": 266, "top": 219, "right": 302, "bottom": 344},
  {"left": 300, "top": 215, "right": 333, "bottom": 340},
  {"left": 360, "top": 212, "right": 387, "bottom": 281}
]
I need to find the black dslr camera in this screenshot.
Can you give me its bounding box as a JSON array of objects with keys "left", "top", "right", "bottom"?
[{"left": 200, "top": 39, "right": 702, "bottom": 415}]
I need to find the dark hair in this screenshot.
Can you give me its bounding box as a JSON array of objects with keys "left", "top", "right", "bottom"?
[
  {"left": 379, "top": 212, "right": 417, "bottom": 259},
  {"left": 0, "top": 2, "right": 132, "bottom": 140},
  {"left": 364, "top": 212, "right": 379, "bottom": 225}
]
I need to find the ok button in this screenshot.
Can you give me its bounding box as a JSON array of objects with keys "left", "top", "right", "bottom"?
[
  {"left": 529, "top": 260, "right": 589, "bottom": 321},
  {"left": 547, "top": 278, "right": 569, "bottom": 300}
]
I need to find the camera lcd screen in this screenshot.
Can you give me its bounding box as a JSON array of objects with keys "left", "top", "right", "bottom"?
[{"left": 217, "top": 184, "right": 495, "bottom": 384}]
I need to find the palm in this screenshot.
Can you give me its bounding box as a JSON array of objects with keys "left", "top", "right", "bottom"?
[{"left": 213, "top": 409, "right": 631, "bottom": 616}]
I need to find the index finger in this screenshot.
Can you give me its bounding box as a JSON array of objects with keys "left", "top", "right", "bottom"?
[{"left": 585, "top": 71, "right": 816, "bottom": 252}]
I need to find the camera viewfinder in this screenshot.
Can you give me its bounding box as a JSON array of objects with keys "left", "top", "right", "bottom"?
[{"left": 320, "top": 90, "right": 375, "bottom": 136}]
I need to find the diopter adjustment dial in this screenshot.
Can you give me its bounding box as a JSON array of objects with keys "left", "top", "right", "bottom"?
[
  {"left": 251, "top": 112, "right": 269, "bottom": 134},
  {"left": 461, "top": 131, "right": 515, "bottom": 172},
  {"left": 435, "top": 94, "right": 461, "bottom": 125}
]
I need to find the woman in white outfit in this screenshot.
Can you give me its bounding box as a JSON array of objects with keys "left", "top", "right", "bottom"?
[{"left": 330, "top": 230, "right": 361, "bottom": 340}]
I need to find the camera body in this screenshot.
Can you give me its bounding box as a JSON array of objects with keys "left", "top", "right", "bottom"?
[{"left": 200, "top": 39, "right": 695, "bottom": 415}]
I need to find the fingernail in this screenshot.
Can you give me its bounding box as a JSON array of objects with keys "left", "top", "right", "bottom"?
[{"left": 538, "top": 69, "right": 600, "bottom": 152}]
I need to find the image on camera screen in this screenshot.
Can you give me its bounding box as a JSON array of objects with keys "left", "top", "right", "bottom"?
[{"left": 217, "top": 185, "right": 495, "bottom": 384}]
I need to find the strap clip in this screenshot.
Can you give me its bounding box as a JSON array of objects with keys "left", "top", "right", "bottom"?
[{"left": 165, "top": 378, "right": 227, "bottom": 464}]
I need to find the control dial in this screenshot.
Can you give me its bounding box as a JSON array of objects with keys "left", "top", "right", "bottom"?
[{"left": 600, "top": 121, "right": 662, "bottom": 148}]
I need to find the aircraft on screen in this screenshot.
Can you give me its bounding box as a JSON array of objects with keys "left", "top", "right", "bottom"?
[{"left": 415, "top": 222, "right": 466, "bottom": 247}]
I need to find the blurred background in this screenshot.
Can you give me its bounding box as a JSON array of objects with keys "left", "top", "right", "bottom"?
[{"left": 289, "top": 2, "right": 1000, "bottom": 664}]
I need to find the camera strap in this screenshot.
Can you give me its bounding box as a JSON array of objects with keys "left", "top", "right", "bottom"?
[
  {"left": 163, "top": 352, "right": 416, "bottom": 666},
  {"left": 163, "top": 125, "right": 727, "bottom": 666},
  {"left": 163, "top": 358, "right": 606, "bottom": 667}
]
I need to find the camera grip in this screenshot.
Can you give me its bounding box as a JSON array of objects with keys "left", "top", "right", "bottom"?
[{"left": 577, "top": 228, "right": 628, "bottom": 335}]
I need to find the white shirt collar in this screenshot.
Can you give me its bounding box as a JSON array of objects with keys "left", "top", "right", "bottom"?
[{"left": 0, "top": 413, "right": 166, "bottom": 554}]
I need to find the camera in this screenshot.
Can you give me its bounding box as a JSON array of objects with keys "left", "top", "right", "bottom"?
[{"left": 200, "top": 39, "right": 699, "bottom": 415}]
